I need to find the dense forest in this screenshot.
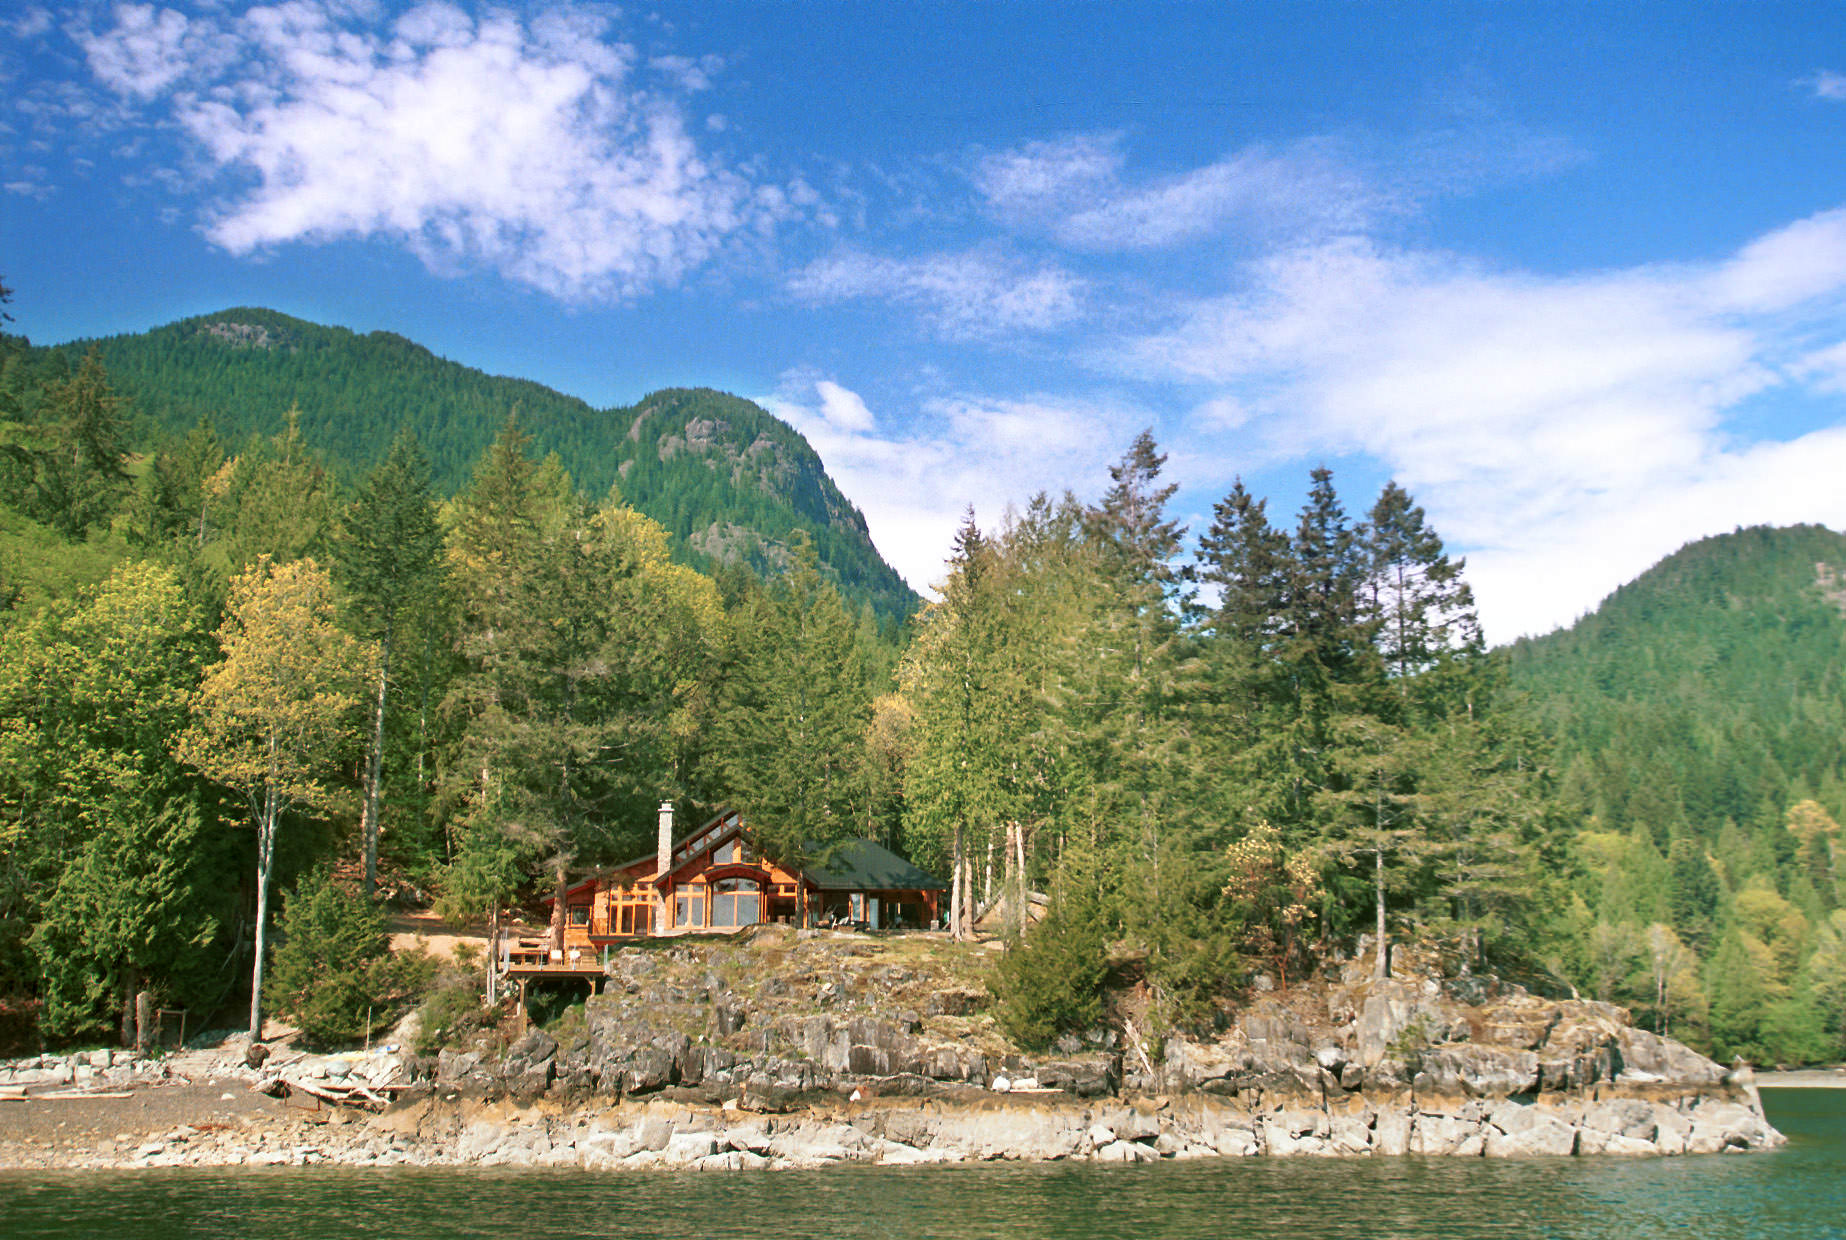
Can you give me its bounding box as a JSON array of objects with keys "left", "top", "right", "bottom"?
[
  {"left": 0, "top": 299, "right": 1841, "bottom": 1067},
  {"left": 7, "top": 308, "right": 918, "bottom": 623},
  {"left": 1508, "top": 524, "right": 1846, "bottom": 1065}
]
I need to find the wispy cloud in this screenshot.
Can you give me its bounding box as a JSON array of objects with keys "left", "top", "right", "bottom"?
[
  {"left": 1119, "top": 209, "right": 1846, "bottom": 638},
  {"left": 787, "top": 247, "right": 1086, "bottom": 339},
  {"left": 972, "top": 131, "right": 1384, "bottom": 252},
  {"left": 1805, "top": 70, "right": 1846, "bottom": 101},
  {"left": 71, "top": 1, "right": 791, "bottom": 300},
  {"left": 761, "top": 370, "right": 1142, "bottom": 591}
]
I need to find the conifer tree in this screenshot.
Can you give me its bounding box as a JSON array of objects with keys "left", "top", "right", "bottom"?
[
  {"left": 903, "top": 509, "right": 1039, "bottom": 938},
  {"left": 714, "top": 532, "right": 869, "bottom": 909},
  {"left": 1078, "top": 432, "right": 1191, "bottom": 895},
  {"left": 31, "top": 349, "right": 131, "bottom": 538},
  {"left": 335, "top": 430, "right": 446, "bottom": 897}
]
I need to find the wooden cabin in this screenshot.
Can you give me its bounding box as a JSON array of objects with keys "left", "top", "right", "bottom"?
[{"left": 504, "top": 806, "right": 947, "bottom": 980}]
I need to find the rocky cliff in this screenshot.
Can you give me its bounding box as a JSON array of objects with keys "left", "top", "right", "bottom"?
[
  {"left": 283, "top": 931, "right": 1781, "bottom": 1164},
  {"left": 0, "top": 930, "right": 1783, "bottom": 1168}
]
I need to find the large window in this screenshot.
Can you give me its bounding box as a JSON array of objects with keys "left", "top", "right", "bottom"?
[
  {"left": 675, "top": 891, "right": 705, "bottom": 928},
  {"left": 713, "top": 838, "right": 752, "bottom": 865},
  {"left": 710, "top": 877, "right": 760, "bottom": 928}
]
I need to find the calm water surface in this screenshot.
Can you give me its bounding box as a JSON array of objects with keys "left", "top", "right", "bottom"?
[{"left": 1, "top": 1090, "right": 1840, "bottom": 1240}]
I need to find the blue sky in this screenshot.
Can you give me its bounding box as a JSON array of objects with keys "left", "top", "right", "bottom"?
[{"left": 6, "top": 2, "right": 1846, "bottom": 640}]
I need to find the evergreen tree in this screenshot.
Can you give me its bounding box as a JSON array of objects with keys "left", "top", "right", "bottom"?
[
  {"left": 1078, "top": 433, "right": 1192, "bottom": 915},
  {"left": 30, "top": 349, "right": 131, "bottom": 538},
  {"left": 713, "top": 532, "right": 869, "bottom": 900},
  {"left": 1667, "top": 836, "right": 1723, "bottom": 953},
  {"left": 29, "top": 798, "right": 221, "bottom": 1041},
  {"left": 334, "top": 430, "right": 446, "bottom": 897},
  {"left": 1364, "top": 481, "right": 1482, "bottom": 692},
  {"left": 270, "top": 867, "right": 426, "bottom": 1046}
]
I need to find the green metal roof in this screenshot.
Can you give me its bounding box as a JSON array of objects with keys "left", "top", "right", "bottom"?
[{"left": 803, "top": 838, "right": 948, "bottom": 892}]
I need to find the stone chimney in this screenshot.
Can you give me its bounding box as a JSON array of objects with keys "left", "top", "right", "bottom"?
[
  {"left": 656, "top": 801, "right": 674, "bottom": 879},
  {"left": 656, "top": 801, "right": 675, "bottom": 929}
]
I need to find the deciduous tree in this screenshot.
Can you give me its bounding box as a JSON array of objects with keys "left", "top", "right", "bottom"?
[{"left": 177, "top": 556, "right": 372, "bottom": 1038}]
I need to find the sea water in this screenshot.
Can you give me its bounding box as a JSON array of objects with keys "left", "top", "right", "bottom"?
[{"left": 1, "top": 1089, "right": 1839, "bottom": 1240}]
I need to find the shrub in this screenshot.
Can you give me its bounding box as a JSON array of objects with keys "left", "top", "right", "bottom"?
[
  {"left": 412, "top": 972, "right": 490, "bottom": 1055},
  {"left": 992, "top": 901, "right": 1109, "bottom": 1049},
  {"left": 271, "top": 867, "right": 428, "bottom": 1046}
]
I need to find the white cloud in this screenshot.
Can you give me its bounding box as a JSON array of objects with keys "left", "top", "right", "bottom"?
[
  {"left": 75, "top": 1, "right": 789, "bottom": 300},
  {"left": 1806, "top": 70, "right": 1846, "bottom": 102},
  {"left": 8, "top": 8, "right": 55, "bottom": 40},
  {"left": 1797, "top": 339, "right": 1846, "bottom": 392},
  {"left": 76, "top": 3, "right": 243, "bottom": 100},
  {"left": 814, "top": 379, "right": 874, "bottom": 432},
  {"left": 787, "top": 247, "right": 1085, "bottom": 339},
  {"left": 1121, "top": 210, "right": 1846, "bottom": 639},
  {"left": 973, "top": 131, "right": 1387, "bottom": 252},
  {"left": 761, "top": 373, "right": 1142, "bottom": 592}
]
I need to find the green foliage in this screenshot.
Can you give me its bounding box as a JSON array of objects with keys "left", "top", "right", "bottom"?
[
  {"left": 270, "top": 868, "right": 428, "bottom": 1047},
  {"left": 1510, "top": 525, "right": 1846, "bottom": 1061},
  {"left": 412, "top": 972, "right": 491, "bottom": 1055},
  {"left": 713, "top": 531, "right": 871, "bottom": 867},
  {"left": 0, "top": 560, "right": 225, "bottom": 1023},
  {"left": 28, "top": 797, "right": 223, "bottom": 1039},
  {"left": 992, "top": 892, "right": 1110, "bottom": 1049}
]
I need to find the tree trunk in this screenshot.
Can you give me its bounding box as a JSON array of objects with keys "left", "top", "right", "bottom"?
[
  {"left": 550, "top": 860, "right": 568, "bottom": 954},
  {"left": 119, "top": 967, "right": 137, "bottom": 1049},
  {"left": 1373, "top": 843, "right": 1388, "bottom": 981},
  {"left": 983, "top": 834, "right": 994, "bottom": 908},
  {"left": 486, "top": 902, "right": 500, "bottom": 1006},
  {"left": 958, "top": 848, "right": 975, "bottom": 939},
  {"left": 948, "top": 825, "right": 964, "bottom": 941},
  {"left": 361, "top": 631, "right": 390, "bottom": 900},
  {"left": 250, "top": 792, "right": 277, "bottom": 1040},
  {"left": 1005, "top": 821, "right": 1027, "bottom": 942}
]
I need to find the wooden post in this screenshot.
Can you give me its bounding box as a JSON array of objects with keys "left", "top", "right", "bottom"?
[{"left": 134, "top": 991, "right": 154, "bottom": 1052}]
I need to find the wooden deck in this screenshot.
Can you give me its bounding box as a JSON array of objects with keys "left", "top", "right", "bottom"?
[{"left": 501, "top": 937, "right": 606, "bottom": 981}]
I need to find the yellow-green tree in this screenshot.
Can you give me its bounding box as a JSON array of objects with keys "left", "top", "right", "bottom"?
[{"left": 177, "top": 556, "right": 373, "bottom": 1038}]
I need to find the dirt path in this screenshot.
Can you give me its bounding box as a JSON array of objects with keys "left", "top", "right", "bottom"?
[{"left": 386, "top": 910, "right": 544, "bottom": 964}]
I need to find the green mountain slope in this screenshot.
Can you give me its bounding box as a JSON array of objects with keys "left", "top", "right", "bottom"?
[
  {"left": 1507, "top": 523, "right": 1846, "bottom": 842},
  {"left": 59, "top": 308, "right": 919, "bottom": 620}
]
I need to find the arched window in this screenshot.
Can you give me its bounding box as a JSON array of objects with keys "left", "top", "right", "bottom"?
[{"left": 710, "top": 877, "right": 760, "bottom": 928}]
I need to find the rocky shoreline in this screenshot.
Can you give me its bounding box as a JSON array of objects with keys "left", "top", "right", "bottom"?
[
  {"left": 0, "top": 1072, "right": 1783, "bottom": 1171},
  {"left": 0, "top": 934, "right": 1788, "bottom": 1170}
]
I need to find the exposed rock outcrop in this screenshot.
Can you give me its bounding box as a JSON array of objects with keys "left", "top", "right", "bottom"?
[{"left": 0, "top": 935, "right": 1782, "bottom": 1169}]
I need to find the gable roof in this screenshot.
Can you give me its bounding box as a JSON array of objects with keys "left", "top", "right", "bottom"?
[
  {"left": 606, "top": 807, "right": 945, "bottom": 892},
  {"left": 804, "top": 838, "right": 948, "bottom": 892},
  {"left": 615, "top": 808, "right": 742, "bottom": 875}
]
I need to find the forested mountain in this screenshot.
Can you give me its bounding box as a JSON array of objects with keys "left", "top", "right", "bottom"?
[
  {"left": 1509, "top": 524, "right": 1846, "bottom": 854},
  {"left": 35, "top": 309, "right": 918, "bottom": 621},
  {"left": 1508, "top": 525, "right": 1846, "bottom": 1064}
]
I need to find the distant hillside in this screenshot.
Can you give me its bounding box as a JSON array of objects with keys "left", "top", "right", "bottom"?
[
  {"left": 1507, "top": 524, "right": 1846, "bottom": 843},
  {"left": 59, "top": 309, "right": 919, "bottom": 621}
]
